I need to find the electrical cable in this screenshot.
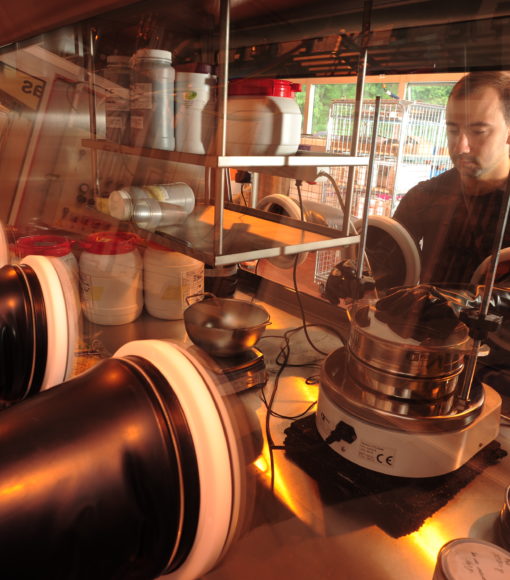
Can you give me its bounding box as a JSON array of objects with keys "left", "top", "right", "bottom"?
[
  {"left": 239, "top": 183, "right": 249, "bottom": 206},
  {"left": 255, "top": 178, "right": 347, "bottom": 490},
  {"left": 501, "top": 412, "right": 510, "bottom": 424},
  {"left": 294, "top": 181, "right": 334, "bottom": 356},
  {"left": 316, "top": 170, "right": 357, "bottom": 235},
  {"left": 316, "top": 170, "right": 375, "bottom": 278},
  {"left": 262, "top": 331, "right": 293, "bottom": 490}
]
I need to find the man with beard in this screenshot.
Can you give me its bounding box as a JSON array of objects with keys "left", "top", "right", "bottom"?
[{"left": 393, "top": 71, "right": 510, "bottom": 393}]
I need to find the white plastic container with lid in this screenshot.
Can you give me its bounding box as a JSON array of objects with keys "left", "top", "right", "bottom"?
[
  {"left": 130, "top": 48, "right": 175, "bottom": 151},
  {"left": 226, "top": 78, "right": 302, "bottom": 155},
  {"left": 175, "top": 65, "right": 217, "bottom": 154},
  {"left": 103, "top": 55, "right": 131, "bottom": 145},
  {"left": 433, "top": 538, "right": 510, "bottom": 579},
  {"left": 143, "top": 242, "right": 204, "bottom": 319},
  {"left": 15, "top": 234, "right": 79, "bottom": 288},
  {"left": 79, "top": 232, "right": 143, "bottom": 325}
]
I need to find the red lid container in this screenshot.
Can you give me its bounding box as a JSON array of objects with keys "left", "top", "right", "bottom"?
[
  {"left": 80, "top": 232, "right": 138, "bottom": 255},
  {"left": 16, "top": 235, "right": 73, "bottom": 258},
  {"left": 228, "top": 78, "right": 301, "bottom": 98}
]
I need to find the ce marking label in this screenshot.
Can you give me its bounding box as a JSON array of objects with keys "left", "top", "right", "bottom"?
[
  {"left": 359, "top": 441, "right": 396, "bottom": 468},
  {"left": 377, "top": 453, "right": 394, "bottom": 466}
]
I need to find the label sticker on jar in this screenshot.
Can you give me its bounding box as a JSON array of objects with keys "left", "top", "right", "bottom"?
[
  {"left": 131, "top": 83, "right": 153, "bottom": 109},
  {"left": 130, "top": 115, "right": 144, "bottom": 129}
]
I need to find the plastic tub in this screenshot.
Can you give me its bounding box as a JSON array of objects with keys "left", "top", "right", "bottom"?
[
  {"left": 79, "top": 232, "right": 143, "bottom": 325},
  {"left": 227, "top": 78, "right": 302, "bottom": 155},
  {"left": 143, "top": 242, "right": 204, "bottom": 319}
]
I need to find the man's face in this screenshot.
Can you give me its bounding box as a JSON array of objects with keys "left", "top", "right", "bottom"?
[{"left": 446, "top": 86, "right": 510, "bottom": 184}]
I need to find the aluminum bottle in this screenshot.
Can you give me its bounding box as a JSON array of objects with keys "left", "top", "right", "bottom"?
[{"left": 130, "top": 48, "right": 175, "bottom": 151}]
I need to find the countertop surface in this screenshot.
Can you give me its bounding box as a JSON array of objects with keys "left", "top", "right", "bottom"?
[{"left": 82, "top": 292, "right": 510, "bottom": 580}]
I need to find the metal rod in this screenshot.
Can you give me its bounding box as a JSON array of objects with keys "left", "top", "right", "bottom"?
[
  {"left": 356, "top": 96, "right": 380, "bottom": 279},
  {"left": 342, "top": 49, "right": 367, "bottom": 236},
  {"left": 212, "top": 0, "right": 231, "bottom": 258},
  {"left": 85, "top": 26, "right": 100, "bottom": 199},
  {"left": 457, "top": 173, "right": 510, "bottom": 402}
]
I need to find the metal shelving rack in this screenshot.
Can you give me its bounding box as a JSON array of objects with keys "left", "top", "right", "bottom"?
[{"left": 84, "top": 0, "right": 376, "bottom": 267}]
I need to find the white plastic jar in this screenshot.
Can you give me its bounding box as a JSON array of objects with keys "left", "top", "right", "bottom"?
[
  {"left": 226, "top": 78, "right": 302, "bottom": 155},
  {"left": 143, "top": 242, "right": 204, "bottom": 319},
  {"left": 15, "top": 234, "right": 79, "bottom": 285},
  {"left": 175, "top": 65, "right": 216, "bottom": 154},
  {"left": 433, "top": 538, "right": 510, "bottom": 579},
  {"left": 79, "top": 232, "right": 143, "bottom": 325}
]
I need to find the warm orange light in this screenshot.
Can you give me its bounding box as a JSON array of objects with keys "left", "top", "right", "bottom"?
[
  {"left": 124, "top": 425, "right": 141, "bottom": 442},
  {"left": 252, "top": 375, "right": 320, "bottom": 524},
  {"left": 0, "top": 482, "right": 25, "bottom": 497},
  {"left": 253, "top": 455, "right": 268, "bottom": 474},
  {"left": 253, "top": 440, "right": 306, "bottom": 520},
  {"left": 408, "top": 519, "right": 449, "bottom": 565}
]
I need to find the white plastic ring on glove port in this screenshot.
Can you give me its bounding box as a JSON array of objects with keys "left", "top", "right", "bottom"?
[
  {"left": 114, "top": 339, "right": 242, "bottom": 580},
  {"left": 0, "top": 221, "right": 9, "bottom": 267},
  {"left": 21, "top": 255, "right": 78, "bottom": 389},
  {"left": 355, "top": 215, "right": 421, "bottom": 288},
  {"left": 256, "top": 194, "right": 308, "bottom": 269}
]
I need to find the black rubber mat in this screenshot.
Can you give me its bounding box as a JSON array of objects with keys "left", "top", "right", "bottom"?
[{"left": 284, "top": 413, "right": 507, "bottom": 537}]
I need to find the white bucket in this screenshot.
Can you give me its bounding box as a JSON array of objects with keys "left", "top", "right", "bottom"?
[
  {"left": 144, "top": 243, "right": 204, "bottom": 319},
  {"left": 79, "top": 232, "right": 143, "bottom": 325}
]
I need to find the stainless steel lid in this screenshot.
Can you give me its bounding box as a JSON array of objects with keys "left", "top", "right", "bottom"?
[{"left": 348, "top": 302, "right": 472, "bottom": 378}]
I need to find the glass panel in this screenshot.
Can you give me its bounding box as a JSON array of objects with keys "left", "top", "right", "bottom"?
[{"left": 0, "top": 3, "right": 509, "bottom": 580}]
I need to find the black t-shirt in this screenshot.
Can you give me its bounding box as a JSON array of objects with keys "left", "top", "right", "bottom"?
[{"left": 393, "top": 168, "right": 510, "bottom": 286}]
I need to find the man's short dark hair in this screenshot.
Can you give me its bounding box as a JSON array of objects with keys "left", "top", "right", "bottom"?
[{"left": 449, "top": 71, "right": 510, "bottom": 124}]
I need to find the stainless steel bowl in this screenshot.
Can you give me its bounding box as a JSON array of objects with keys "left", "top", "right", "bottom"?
[{"left": 183, "top": 294, "right": 270, "bottom": 357}]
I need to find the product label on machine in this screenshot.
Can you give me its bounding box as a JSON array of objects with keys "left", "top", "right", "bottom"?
[{"left": 358, "top": 440, "right": 396, "bottom": 468}]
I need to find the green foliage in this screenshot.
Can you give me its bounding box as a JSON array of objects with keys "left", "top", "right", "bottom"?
[
  {"left": 405, "top": 83, "right": 454, "bottom": 105},
  {"left": 296, "top": 81, "right": 455, "bottom": 134},
  {"left": 309, "top": 83, "right": 399, "bottom": 133}
]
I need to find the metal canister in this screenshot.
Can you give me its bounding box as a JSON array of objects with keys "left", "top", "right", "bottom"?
[
  {"left": 433, "top": 538, "right": 510, "bottom": 579},
  {"left": 130, "top": 48, "right": 175, "bottom": 150}
]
